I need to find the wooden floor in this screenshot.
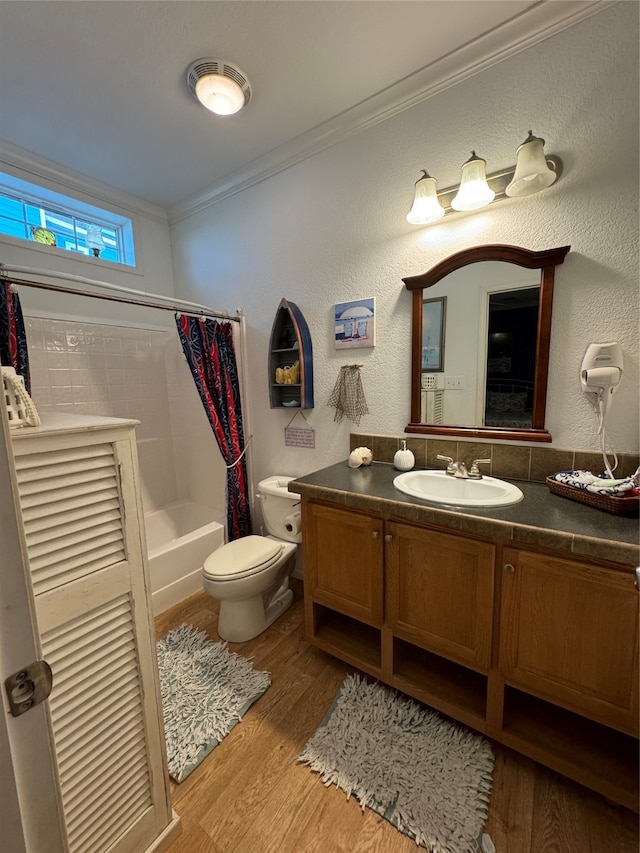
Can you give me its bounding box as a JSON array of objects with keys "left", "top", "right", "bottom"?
[{"left": 155, "top": 582, "right": 638, "bottom": 853}]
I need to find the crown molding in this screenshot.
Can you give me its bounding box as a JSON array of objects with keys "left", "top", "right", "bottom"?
[
  {"left": 168, "top": 0, "right": 613, "bottom": 226},
  {"left": 0, "top": 141, "right": 169, "bottom": 224}
]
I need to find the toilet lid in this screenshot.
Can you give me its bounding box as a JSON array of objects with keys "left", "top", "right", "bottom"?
[{"left": 203, "top": 535, "right": 283, "bottom": 580}]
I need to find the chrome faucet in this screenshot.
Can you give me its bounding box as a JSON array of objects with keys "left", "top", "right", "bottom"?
[
  {"left": 454, "top": 461, "right": 469, "bottom": 479},
  {"left": 437, "top": 454, "right": 491, "bottom": 479}
]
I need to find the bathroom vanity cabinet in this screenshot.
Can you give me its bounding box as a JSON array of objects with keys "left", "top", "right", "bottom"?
[
  {"left": 301, "top": 496, "right": 639, "bottom": 811},
  {"left": 10, "top": 414, "right": 178, "bottom": 853}
]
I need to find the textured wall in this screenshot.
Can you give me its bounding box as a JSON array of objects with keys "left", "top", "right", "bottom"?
[{"left": 170, "top": 3, "right": 638, "bottom": 484}]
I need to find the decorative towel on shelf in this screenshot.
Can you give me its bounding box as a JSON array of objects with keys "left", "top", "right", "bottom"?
[
  {"left": 328, "top": 364, "right": 369, "bottom": 425},
  {"left": 550, "top": 470, "right": 639, "bottom": 497}
]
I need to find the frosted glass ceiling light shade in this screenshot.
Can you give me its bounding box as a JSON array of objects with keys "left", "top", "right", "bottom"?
[
  {"left": 506, "top": 131, "right": 558, "bottom": 197},
  {"left": 406, "top": 170, "right": 445, "bottom": 224},
  {"left": 187, "top": 59, "right": 251, "bottom": 116},
  {"left": 451, "top": 152, "right": 495, "bottom": 211}
]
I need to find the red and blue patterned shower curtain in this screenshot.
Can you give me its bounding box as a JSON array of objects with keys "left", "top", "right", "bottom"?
[
  {"left": 0, "top": 279, "right": 31, "bottom": 393},
  {"left": 175, "top": 314, "right": 251, "bottom": 540}
]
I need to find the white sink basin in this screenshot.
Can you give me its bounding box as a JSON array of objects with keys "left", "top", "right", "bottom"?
[{"left": 393, "top": 469, "right": 524, "bottom": 507}]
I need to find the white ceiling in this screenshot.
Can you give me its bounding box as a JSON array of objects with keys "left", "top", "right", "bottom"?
[{"left": 0, "top": 1, "right": 606, "bottom": 212}]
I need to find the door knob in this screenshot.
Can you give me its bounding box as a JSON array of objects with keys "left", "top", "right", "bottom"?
[{"left": 504, "top": 563, "right": 515, "bottom": 573}]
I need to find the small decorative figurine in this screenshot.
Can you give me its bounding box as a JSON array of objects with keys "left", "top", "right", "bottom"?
[
  {"left": 348, "top": 446, "right": 373, "bottom": 468},
  {"left": 276, "top": 360, "right": 300, "bottom": 385}
]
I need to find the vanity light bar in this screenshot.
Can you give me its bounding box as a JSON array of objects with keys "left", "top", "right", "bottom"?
[
  {"left": 407, "top": 132, "right": 563, "bottom": 226},
  {"left": 434, "top": 157, "right": 563, "bottom": 217}
]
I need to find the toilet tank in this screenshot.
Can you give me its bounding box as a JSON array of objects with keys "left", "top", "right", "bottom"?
[{"left": 257, "top": 476, "right": 302, "bottom": 544}]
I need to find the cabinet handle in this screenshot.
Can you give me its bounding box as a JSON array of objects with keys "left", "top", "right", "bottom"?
[
  {"left": 504, "top": 563, "right": 515, "bottom": 573},
  {"left": 384, "top": 534, "right": 393, "bottom": 542},
  {"left": 635, "top": 567, "right": 640, "bottom": 590},
  {"left": 372, "top": 531, "right": 379, "bottom": 539}
]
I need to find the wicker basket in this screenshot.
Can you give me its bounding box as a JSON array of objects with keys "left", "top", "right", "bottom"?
[{"left": 546, "top": 476, "right": 640, "bottom": 516}]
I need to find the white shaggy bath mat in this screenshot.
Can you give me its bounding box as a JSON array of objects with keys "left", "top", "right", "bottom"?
[
  {"left": 157, "top": 623, "right": 270, "bottom": 782},
  {"left": 296, "top": 674, "right": 494, "bottom": 853}
]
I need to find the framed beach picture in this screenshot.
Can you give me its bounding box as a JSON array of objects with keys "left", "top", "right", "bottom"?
[
  {"left": 422, "top": 296, "right": 446, "bottom": 372},
  {"left": 334, "top": 297, "right": 376, "bottom": 349}
]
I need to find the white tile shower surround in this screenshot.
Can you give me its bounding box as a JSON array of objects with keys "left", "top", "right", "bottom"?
[{"left": 25, "top": 317, "right": 225, "bottom": 516}]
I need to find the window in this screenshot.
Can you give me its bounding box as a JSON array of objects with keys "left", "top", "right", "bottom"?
[{"left": 0, "top": 172, "right": 136, "bottom": 267}]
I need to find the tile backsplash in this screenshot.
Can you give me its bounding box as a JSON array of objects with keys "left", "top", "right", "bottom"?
[
  {"left": 25, "top": 317, "right": 225, "bottom": 517},
  {"left": 350, "top": 433, "right": 640, "bottom": 482}
]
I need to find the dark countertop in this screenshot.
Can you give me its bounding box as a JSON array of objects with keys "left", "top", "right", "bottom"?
[{"left": 290, "top": 462, "right": 640, "bottom": 567}]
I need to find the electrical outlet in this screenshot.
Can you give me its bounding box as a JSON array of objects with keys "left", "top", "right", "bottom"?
[{"left": 445, "top": 375, "right": 464, "bottom": 390}]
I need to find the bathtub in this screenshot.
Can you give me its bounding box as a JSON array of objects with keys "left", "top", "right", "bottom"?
[{"left": 144, "top": 501, "right": 225, "bottom": 615}]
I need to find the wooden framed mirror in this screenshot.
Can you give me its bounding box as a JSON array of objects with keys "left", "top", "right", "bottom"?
[{"left": 403, "top": 244, "right": 570, "bottom": 442}]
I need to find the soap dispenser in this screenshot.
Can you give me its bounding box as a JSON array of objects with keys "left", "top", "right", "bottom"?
[{"left": 394, "top": 440, "right": 415, "bottom": 471}]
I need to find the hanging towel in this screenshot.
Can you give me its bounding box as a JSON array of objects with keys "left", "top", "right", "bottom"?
[
  {"left": 328, "top": 365, "right": 369, "bottom": 425},
  {"left": 0, "top": 280, "right": 31, "bottom": 393}
]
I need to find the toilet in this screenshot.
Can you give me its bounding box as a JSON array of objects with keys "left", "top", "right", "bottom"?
[{"left": 202, "top": 476, "right": 301, "bottom": 642}]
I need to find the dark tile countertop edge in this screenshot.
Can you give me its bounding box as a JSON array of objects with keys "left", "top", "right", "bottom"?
[{"left": 290, "top": 461, "right": 640, "bottom": 568}]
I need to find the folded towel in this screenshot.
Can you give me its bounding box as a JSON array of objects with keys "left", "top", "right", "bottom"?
[{"left": 550, "top": 470, "right": 638, "bottom": 496}]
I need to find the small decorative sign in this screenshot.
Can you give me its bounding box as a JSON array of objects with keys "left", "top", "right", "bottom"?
[{"left": 284, "top": 411, "right": 315, "bottom": 448}]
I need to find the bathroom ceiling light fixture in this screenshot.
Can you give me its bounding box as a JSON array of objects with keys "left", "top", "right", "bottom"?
[
  {"left": 187, "top": 58, "right": 251, "bottom": 116},
  {"left": 406, "top": 131, "right": 562, "bottom": 226}
]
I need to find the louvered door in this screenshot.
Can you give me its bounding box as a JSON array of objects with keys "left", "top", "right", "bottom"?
[
  {"left": 11, "top": 418, "right": 175, "bottom": 853},
  {"left": 17, "top": 442, "right": 125, "bottom": 595}
]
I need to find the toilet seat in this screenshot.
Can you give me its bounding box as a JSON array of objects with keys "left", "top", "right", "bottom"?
[{"left": 203, "top": 535, "right": 284, "bottom": 581}]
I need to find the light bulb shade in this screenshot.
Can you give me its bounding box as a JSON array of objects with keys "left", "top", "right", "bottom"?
[
  {"left": 187, "top": 59, "right": 251, "bottom": 116},
  {"left": 406, "top": 171, "right": 445, "bottom": 224},
  {"left": 506, "top": 131, "right": 557, "bottom": 197},
  {"left": 195, "top": 74, "right": 245, "bottom": 115},
  {"left": 451, "top": 152, "right": 495, "bottom": 211}
]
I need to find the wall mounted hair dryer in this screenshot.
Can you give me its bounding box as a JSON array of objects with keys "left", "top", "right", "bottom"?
[{"left": 580, "top": 342, "right": 623, "bottom": 417}]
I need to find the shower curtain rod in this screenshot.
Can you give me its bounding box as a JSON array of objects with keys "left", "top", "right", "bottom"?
[{"left": 0, "top": 262, "right": 239, "bottom": 322}]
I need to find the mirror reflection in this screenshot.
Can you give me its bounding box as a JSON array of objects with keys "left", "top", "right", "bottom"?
[
  {"left": 484, "top": 286, "right": 539, "bottom": 428},
  {"left": 404, "top": 245, "right": 570, "bottom": 442}
]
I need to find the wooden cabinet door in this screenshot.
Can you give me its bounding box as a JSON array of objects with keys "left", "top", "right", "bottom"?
[
  {"left": 386, "top": 521, "right": 495, "bottom": 672},
  {"left": 302, "top": 502, "right": 383, "bottom": 625},
  {"left": 500, "top": 547, "right": 639, "bottom": 736}
]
